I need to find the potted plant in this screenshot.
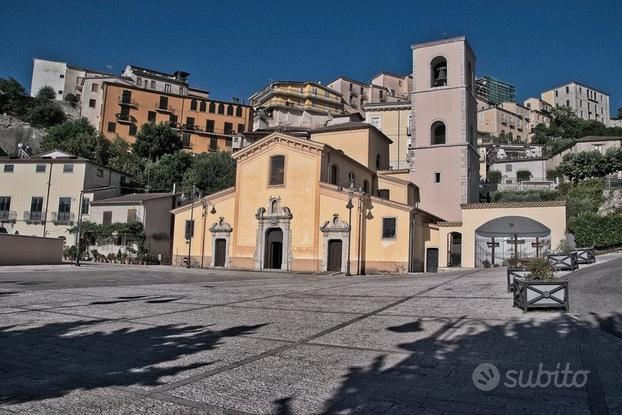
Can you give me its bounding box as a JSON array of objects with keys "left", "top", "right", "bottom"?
[
  {"left": 547, "top": 241, "right": 578, "bottom": 271},
  {"left": 513, "top": 257, "right": 568, "bottom": 312}
]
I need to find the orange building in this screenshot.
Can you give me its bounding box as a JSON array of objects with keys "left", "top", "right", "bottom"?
[{"left": 99, "top": 82, "right": 253, "bottom": 153}]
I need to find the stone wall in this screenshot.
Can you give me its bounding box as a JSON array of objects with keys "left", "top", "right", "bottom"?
[{"left": 0, "top": 114, "right": 45, "bottom": 156}]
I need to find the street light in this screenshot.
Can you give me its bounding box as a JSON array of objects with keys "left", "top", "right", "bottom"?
[
  {"left": 185, "top": 185, "right": 216, "bottom": 268},
  {"left": 74, "top": 190, "right": 85, "bottom": 266},
  {"left": 345, "top": 180, "right": 360, "bottom": 276}
]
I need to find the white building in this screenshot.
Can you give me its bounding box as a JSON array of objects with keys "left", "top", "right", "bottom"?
[
  {"left": 0, "top": 150, "right": 127, "bottom": 243},
  {"left": 541, "top": 81, "right": 611, "bottom": 125},
  {"left": 87, "top": 193, "right": 176, "bottom": 262},
  {"left": 327, "top": 72, "right": 411, "bottom": 114},
  {"left": 30, "top": 58, "right": 110, "bottom": 101}
]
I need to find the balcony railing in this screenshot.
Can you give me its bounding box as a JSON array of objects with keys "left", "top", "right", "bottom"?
[
  {"left": 24, "top": 211, "right": 46, "bottom": 223},
  {"left": 0, "top": 210, "right": 16, "bottom": 222},
  {"left": 51, "top": 212, "right": 75, "bottom": 225},
  {"left": 118, "top": 97, "right": 138, "bottom": 107},
  {"left": 155, "top": 103, "right": 175, "bottom": 113},
  {"left": 115, "top": 113, "right": 136, "bottom": 124}
]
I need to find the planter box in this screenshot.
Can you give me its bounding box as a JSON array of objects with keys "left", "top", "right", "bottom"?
[
  {"left": 513, "top": 277, "right": 569, "bottom": 312},
  {"left": 573, "top": 247, "right": 595, "bottom": 265},
  {"left": 547, "top": 253, "right": 578, "bottom": 271},
  {"left": 506, "top": 268, "right": 530, "bottom": 292}
]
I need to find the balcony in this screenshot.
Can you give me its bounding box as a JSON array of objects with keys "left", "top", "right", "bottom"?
[
  {"left": 24, "top": 211, "right": 46, "bottom": 223},
  {"left": 51, "top": 212, "right": 75, "bottom": 225},
  {"left": 115, "top": 113, "right": 136, "bottom": 124},
  {"left": 155, "top": 103, "right": 176, "bottom": 113},
  {"left": 118, "top": 96, "right": 138, "bottom": 107},
  {"left": 0, "top": 210, "right": 16, "bottom": 223}
]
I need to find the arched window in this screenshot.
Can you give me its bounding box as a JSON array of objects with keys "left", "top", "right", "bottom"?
[
  {"left": 199, "top": 101, "right": 206, "bottom": 112},
  {"left": 330, "top": 164, "right": 339, "bottom": 185},
  {"left": 190, "top": 99, "right": 197, "bottom": 111},
  {"left": 227, "top": 105, "right": 234, "bottom": 116},
  {"left": 209, "top": 102, "right": 216, "bottom": 113},
  {"left": 431, "top": 121, "right": 446, "bottom": 145},
  {"left": 431, "top": 56, "right": 447, "bottom": 87},
  {"left": 218, "top": 103, "right": 224, "bottom": 114},
  {"left": 236, "top": 106, "right": 243, "bottom": 117}
]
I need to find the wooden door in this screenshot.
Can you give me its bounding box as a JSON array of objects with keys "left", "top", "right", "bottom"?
[
  {"left": 214, "top": 239, "right": 226, "bottom": 267},
  {"left": 327, "top": 240, "right": 342, "bottom": 272}
]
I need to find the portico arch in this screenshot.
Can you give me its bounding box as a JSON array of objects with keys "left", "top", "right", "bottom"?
[{"left": 475, "top": 216, "right": 551, "bottom": 267}]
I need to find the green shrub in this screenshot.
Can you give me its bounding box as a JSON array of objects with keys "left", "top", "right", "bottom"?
[
  {"left": 488, "top": 170, "right": 502, "bottom": 184},
  {"left": 568, "top": 212, "right": 622, "bottom": 249},
  {"left": 492, "top": 190, "right": 560, "bottom": 203},
  {"left": 526, "top": 256, "right": 555, "bottom": 280},
  {"left": 516, "top": 170, "right": 532, "bottom": 182}
]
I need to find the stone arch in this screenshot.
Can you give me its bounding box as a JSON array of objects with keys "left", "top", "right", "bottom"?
[
  {"left": 431, "top": 55, "right": 447, "bottom": 87},
  {"left": 255, "top": 197, "right": 293, "bottom": 271}
]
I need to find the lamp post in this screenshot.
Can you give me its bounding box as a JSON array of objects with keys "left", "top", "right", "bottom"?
[
  {"left": 186, "top": 185, "right": 199, "bottom": 268},
  {"left": 74, "top": 190, "right": 85, "bottom": 266},
  {"left": 199, "top": 198, "right": 217, "bottom": 268},
  {"left": 345, "top": 180, "right": 360, "bottom": 276}
]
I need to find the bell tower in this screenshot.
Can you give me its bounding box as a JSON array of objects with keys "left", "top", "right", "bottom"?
[{"left": 409, "top": 36, "right": 479, "bottom": 221}]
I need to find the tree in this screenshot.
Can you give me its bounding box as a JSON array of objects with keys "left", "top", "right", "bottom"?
[
  {"left": 64, "top": 93, "right": 79, "bottom": 108},
  {"left": 36, "top": 86, "right": 57, "bottom": 100},
  {"left": 143, "top": 151, "right": 193, "bottom": 192},
  {"left": 107, "top": 138, "right": 146, "bottom": 186},
  {"left": 25, "top": 100, "right": 66, "bottom": 128},
  {"left": 183, "top": 151, "right": 236, "bottom": 195},
  {"left": 557, "top": 151, "right": 612, "bottom": 182},
  {"left": 516, "top": 170, "right": 532, "bottom": 182},
  {"left": 43, "top": 118, "right": 111, "bottom": 163},
  {"left": 133, "top": 122, "right": 182, "bottom": 161},
  {"left": 487, "top": 170, "right": 502, "bottom": 184},
  {"left": 0, "top": 77, "right": 29, "bottom": 117}
]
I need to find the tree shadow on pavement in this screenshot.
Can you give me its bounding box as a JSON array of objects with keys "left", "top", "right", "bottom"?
[
  {"left": 320, "top": 315, "right": 620, "bottom": 414},
  {"left": 0, "top": 319, "right": 266, "bottom": 404}
]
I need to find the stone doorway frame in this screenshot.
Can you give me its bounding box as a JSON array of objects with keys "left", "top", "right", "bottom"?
[
  {"left": 254, "top": 197, "right": 293, "bottom": 271},
  {"left": 320, "top": 214, "right": 350, "bottom": 273},
  {"left": 209, "top": 217, "right": 232, "bottom": 268}
]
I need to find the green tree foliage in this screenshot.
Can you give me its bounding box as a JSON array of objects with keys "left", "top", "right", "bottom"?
[
  {"left": 25, "top": 100, "right": 66, "bottom": 128},
  {"left": 183, "top": 151, "right": 236, "bottom": 195},
  {"left": 133, "top": 122, "right": 182, "bottom": 161},
  {"left": 557, "top": 179, "right": 604, "bottom": 219},
  {"left": 491, "top": 190, "right": 560, "bottom": 203},
  {"left": 143, "top": 151, "right": 193, "bottom": 192},
  {"left": 107, "top": 138, "right": 146, "bottom": 185},
  {"left": 516, "top": 170, "right": 532, "bottom": 182},
  {"left": 43, "top": 118, "right": 112, "bottom": 163},
  {"left": 556, "top": 148, "right": 622, "bottom": 182},
  {"left": 532, "top": 106, "right": 622, "bottom": 147},
  {"left": 36, "top": 86, "right": 57, "bottom": 100},
  {"left": 487, "top": 170, "right": 502, "bottom": 184},
  {"left": 0, "top": 77, "right": 29, "bottom": 117},
  {"left": 64, "top": 93, "right": 79, "bottom": 108}
]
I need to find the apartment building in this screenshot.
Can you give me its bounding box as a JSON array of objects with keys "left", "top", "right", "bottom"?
[
  {"left": 478, "top": 106, "right": 530, "bottom": 142},
  {"left": 30, "top": 58, "right": 111, "bottom": 100},
  {"left": 0, "top": 150, "right": 127, "bottom": 242},
  {"left": 364, "top": 102, "right": 412, "bottom": 169},
  {"left": 475, "top": 76, "right": 516, "bottom": 105},
  {"left": 249, "top": 81, "right": 346, "bottom": 130},
  {"left": 327, "top": 72, "right": 411, "bottom": 113},
  {"left": 541, "top": 81, "right": 611, "bottom": 125},
  {"left": 100, "top": 82, "right": 253, "bottom": 153}
]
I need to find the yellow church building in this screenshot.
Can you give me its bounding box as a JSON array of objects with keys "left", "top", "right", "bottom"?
[{"left": 171, "top": 124, "right": 441, "bottom": 274}]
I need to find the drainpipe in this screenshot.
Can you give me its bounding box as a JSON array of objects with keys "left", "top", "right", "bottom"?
[{"left": 42, "top": 162, "right": 53, "bottom": 237}]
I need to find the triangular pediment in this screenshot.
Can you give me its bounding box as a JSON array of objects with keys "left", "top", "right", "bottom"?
[{"left": 232, "top": 132, "right": 325, "bottom": 162}]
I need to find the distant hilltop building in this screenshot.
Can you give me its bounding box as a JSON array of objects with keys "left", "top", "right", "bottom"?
[
  {"left": 30, "top": 59, "right": 253, "bottom": 154},
  {"left": 327, "top": 72, "right": 412, "bottom": 113},
  {"left": 541, "top": 81, "right": 611, "bottom": 125},
  {"left": 475, "top": 75, "right": 516, "bottom": 106}
]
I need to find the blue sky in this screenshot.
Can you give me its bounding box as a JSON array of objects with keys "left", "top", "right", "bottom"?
[{"left": 1, "top": 0, "right": 621, "bottom": 115}]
